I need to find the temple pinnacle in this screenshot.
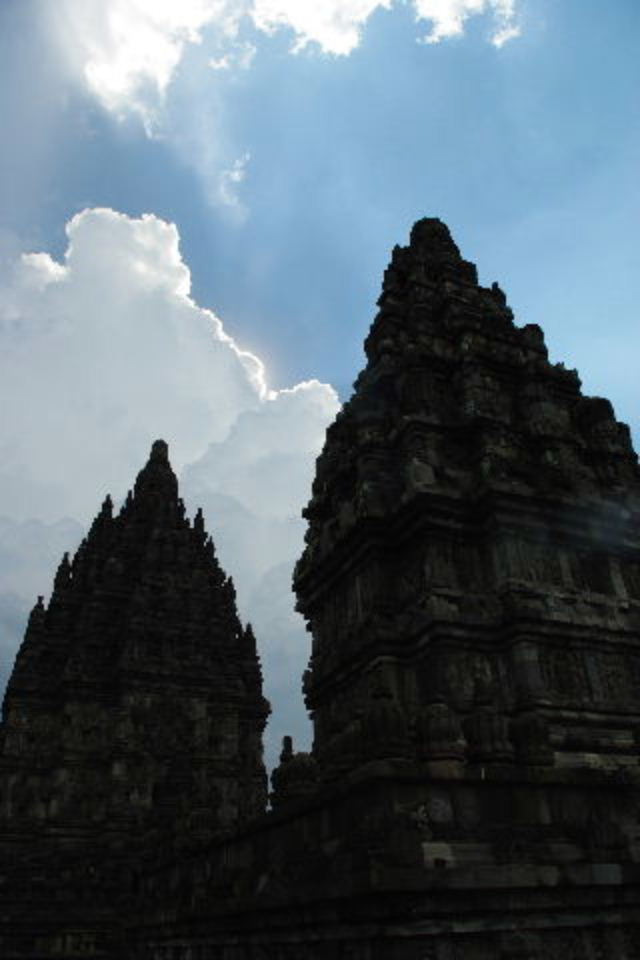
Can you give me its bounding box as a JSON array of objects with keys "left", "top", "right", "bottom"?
[
  {"left": 133, "top": 438, "right": 178, "bottom": 505},
  {"left": 150, "top": 438, "right": 169, "bottom": 462}
]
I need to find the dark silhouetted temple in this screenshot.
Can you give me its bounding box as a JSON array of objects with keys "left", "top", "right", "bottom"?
[{"left": 2, "top": 220, "right": 640, "bottom": 958}]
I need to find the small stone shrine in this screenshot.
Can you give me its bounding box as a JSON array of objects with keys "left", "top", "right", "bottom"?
[{"left": 1, "top": 220, "right": 639, "bottom": 957}]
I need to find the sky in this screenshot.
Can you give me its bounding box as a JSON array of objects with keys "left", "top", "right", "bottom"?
[{"left": 0, "top": 0, "right": 638, "bottom": 769}]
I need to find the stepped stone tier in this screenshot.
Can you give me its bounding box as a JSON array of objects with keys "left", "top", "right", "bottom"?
[{"left": 1, "top": 220, "right": 640, "bottom": 958}]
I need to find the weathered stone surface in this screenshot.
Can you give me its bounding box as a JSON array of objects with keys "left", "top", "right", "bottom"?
[{"left": 2, "top": 220, "right": 640, "bottom": 958}]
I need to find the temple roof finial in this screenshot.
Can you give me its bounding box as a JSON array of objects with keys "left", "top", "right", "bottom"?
[
  {"left": 150, "top": 439, "right": 169, "bottom": 462},
  {"left": 133, "top": 439, "right": 177, "bottom": 505}
]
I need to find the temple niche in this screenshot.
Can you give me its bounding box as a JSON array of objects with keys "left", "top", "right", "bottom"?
[{"left": 1, "top": 220, "right": 640, "bottom": 959}]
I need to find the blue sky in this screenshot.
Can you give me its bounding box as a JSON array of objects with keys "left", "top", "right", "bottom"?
[{"left": 0, "top": 0, "right": 638, "bottom": 763}]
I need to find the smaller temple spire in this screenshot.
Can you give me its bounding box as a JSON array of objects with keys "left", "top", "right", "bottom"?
[
  {"left": 1, "top": 437, "right": 270, "bottom": 844},
  {"left": 243, "top": 623, "right": 257, "bottom": 657},
  {"left": 280, "top": 735, "right": 293, "bottom": 764},
  {"left": 85, "top": 493, "right": 114, "bottom": 544},
  {"left": 4, "top": 594, "right": 51, "bottom": 699},
  {"left": 193, "top": 507, "right": 206, "bottom": 542},
  {"left": 27, "top": 595, "right": 46, "bottom": 630},
  {"left": 53, "top": 552, "right": 71, "bottom": 592}
]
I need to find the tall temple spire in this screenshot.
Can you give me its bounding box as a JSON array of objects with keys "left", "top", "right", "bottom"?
[
  {"left": 294, "top": 216, "right": 640, "bottom": 781},
  {"left": 284, "top": 219, "right": 640, "bottom": 954}
]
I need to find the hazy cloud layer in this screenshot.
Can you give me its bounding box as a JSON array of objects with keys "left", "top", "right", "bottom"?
[{"left": 0, "top": 208, "right": 339, "bottom": 764}]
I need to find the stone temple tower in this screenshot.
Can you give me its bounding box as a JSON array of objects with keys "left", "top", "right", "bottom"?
[
  {"left": 294, "top": 217, "right": 640, "bottom": 780},
  {"left": 0, "top": 440, "right": 269, "bottom": 853},
  {"left": 286, "top": 218, "right": 640, "bottom": 955}
]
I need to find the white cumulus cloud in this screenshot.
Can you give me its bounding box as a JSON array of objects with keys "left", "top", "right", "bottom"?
[
  {"left": 54, "top": 0, "right": 242, "bottom": 131},
  {"left": 0, "top": 208, "right": 340, "bottom": 764},
  {"left": 250, "top": 0, "right": 393, "bottom": 55},
  {"left": 0, "top": 207, "right": 265, "bottom": 522},
  {"left": 413, "top": 0, "right": 519, "bottom": 46}
]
